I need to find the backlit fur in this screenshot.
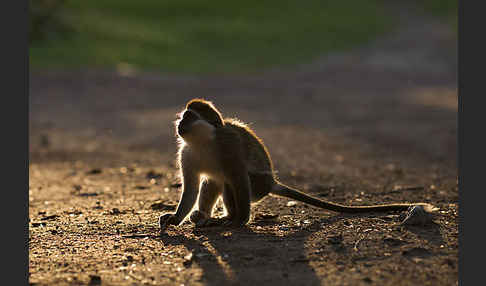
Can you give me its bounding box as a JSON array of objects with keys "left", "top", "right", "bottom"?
[{"left": 158, "top": 98, "right": 436, "bottom": 232}]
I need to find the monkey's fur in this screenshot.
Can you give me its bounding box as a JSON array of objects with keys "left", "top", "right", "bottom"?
[{"left": 159, "top": 99, "right": 435, "bottom": 230}]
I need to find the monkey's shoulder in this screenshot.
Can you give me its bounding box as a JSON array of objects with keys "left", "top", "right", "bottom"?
[
  {"left": 223, "top": 118, "right": 263, "bottom": 144},
  {"left": 220, "top": 118, "right": 274, "bottom": 173}
]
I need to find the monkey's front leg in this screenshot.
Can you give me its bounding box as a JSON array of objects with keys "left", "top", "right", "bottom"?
[{"left": 159, "top": 170, "right": 200, "bottom": 232}]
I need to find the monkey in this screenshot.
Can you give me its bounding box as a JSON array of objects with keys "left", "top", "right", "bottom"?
[{"left": 158, "top": 98, "right": 436, "bottom": 231}]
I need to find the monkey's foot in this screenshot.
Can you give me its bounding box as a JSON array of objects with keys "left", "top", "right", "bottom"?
[
  {"left": 190, "top": 211, "right": 233, "bottom": 228},
  {"left": 200, "top": 217, "right": 233, "bottom": 227}
]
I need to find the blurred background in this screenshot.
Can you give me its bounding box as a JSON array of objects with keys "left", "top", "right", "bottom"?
[
  {"left": 30, "top": 0, "right": 457, "bottom": 73},
  {"left": 29, "top": 0, "right": 457, "bottom": 174},
  {"left": 28, "top": 1, "right": 458, "bottom": 285}
]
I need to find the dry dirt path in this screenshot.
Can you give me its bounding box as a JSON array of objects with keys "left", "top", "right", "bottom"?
[{"left": 29, "top": 3, "right": 457, "bottom": 286}]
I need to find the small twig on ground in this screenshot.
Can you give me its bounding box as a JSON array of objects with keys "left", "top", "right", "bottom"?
[
  {"left": 127, "top": 273, "right": 143, "bottom": 281},
  {"left": 121, "top": 233, "right": 159, "bottom": 239},
  {"left": 354, "top": 236, "right": 365, "bottom": 252},
  {"left": 394, "top": 186, "right": 424, "bottom": 191}
]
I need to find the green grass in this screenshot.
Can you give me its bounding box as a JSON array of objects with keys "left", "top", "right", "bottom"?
[
  {"left": 419, "top": 0, "right": 457, "bottom": 32},
  {"left": 30, "top": 0, "right": 396, "bottom": 74}
]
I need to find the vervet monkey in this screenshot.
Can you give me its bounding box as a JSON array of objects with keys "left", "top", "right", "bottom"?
[{"left": 159, "top": 99, "right": 435, "bottom": 230}]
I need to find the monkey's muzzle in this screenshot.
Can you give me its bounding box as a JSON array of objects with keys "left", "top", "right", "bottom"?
[
  {"left": 178, "top": 110, "right": 200, "bottom": 137},
  {"left": 177, "top": 124, "right": 191, "bottom": 136}
]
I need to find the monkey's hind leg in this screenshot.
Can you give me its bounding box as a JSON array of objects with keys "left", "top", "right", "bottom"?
[
  {"left": 222, "top": 184, "right": 236, "bottom": 222},
  {"left": 219, "top": 183, "right": 247, "bottom": 226},
  {"left": 189, "top": 179, "right": 222, "bottom": 227}
]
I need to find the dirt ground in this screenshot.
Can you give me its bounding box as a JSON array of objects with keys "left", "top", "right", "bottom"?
[{"left": 28, "top": 4, "right": 458, "bottom": 286}]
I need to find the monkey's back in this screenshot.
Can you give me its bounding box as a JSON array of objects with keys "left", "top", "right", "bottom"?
[{"left": 224, "top": 118, "right": 274, "bottom": 176}]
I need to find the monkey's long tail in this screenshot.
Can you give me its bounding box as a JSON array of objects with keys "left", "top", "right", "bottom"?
[{"left": 271, "top": 182, "right": 436, "bottom": 213}]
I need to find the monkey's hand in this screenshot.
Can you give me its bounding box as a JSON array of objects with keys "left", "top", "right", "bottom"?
[{"left": 158, "top": 213, "right": 179, "bottom": 232}]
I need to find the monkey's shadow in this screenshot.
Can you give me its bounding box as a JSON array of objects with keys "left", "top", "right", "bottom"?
[{"left": 154, "top": 217, "right": 341, "bottom": 286}]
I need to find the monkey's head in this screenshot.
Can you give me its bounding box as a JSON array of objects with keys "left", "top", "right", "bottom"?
[{"left": 176, "top": 99, "right": 224, "bottom": 144}]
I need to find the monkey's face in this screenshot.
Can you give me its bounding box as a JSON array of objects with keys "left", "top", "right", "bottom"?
[
  {"left": 177, "top": 109, "right": 215, "bottom": 145},
  {"left": 186, "top": 99, "right": 224, "bottom": 127}
]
